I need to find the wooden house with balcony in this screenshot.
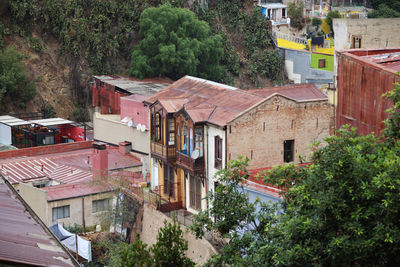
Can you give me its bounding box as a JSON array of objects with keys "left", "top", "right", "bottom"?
[{"left": 145, "top": 76, "right": 333, "bottom": 214}]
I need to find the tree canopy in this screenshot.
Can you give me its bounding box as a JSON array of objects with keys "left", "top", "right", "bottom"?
[
  {"left": 129, "top": 4, "right": 226, "bottom": 82},
  {"left": 191, "top": 81, "right": 400, "bottom": 266}
]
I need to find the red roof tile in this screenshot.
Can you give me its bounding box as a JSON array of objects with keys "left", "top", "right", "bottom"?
[{"left": 0, "top": 178, "right": 76, "bottom": 266}]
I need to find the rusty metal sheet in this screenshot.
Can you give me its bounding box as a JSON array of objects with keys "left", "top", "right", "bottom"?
[
  {"left": 336, "top": 49, "right": 398, "bottom": 136},
  {"left": 0, "top": 179, "right": 75, "bottom": 266}
]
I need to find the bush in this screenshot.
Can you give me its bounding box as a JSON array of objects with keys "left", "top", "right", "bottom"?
[
  {"left": 288, "top": 2, "right": 305, "bottom": 30},
  {"left": 0, "top": 47, "right": 36, "bottom": 108},
  {"left": 27, "top": 36, "right": 45, "bottom": 53},
  {"left": 70, "top": 104, "right": 90, "bottom": 122},
  {"left": 326, "top": 10, "right": 341, "bottom": 36},
  {"left": 246, "top": 50, "right": 284, "bottom": 85}
]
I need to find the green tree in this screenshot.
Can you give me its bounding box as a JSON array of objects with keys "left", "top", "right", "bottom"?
[
  {"left": 326, "top": 10, "right": 341, "bottom": 36},
  {"left": 288, "top": 2, "right": 305, "bottom": 30},
  {"left": 191, "top": 82, "right": 400, "bottom": 266},
  {"left": 0, "top": 46, "right": 36, "bottom": 108},
  {"left": 368, "top": 4, "right": 400, "bottom": 18},
  {"left": 312, "top": 17, "right": 322, "bottom": 32},
  {"left": 129, "top": 4, "right": 226, "bottom": 82},
  {"left": 152, "top": 217, "right": 195, "bottom": 267}
]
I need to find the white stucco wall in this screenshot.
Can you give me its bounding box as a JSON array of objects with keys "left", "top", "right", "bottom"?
[{"left": 93, "top": 111, "right": 150, "bottom": 172}]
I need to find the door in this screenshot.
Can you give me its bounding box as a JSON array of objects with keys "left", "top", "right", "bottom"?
[{"left": 152, "top": 159, "right": 159, "bottom": 190}]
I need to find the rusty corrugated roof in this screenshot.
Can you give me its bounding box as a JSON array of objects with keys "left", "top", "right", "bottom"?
[
  {"left": 248, "top": 83, "right": 328, "bottom": 101},
  {"left": 146, "top": 76, "right": 327, "bottom": 126},
  {"left": 43, "top": 181, "right": 113, "bottom": 201},
  {"left": 0, "top": 177, "right": 76, "bottom": 266},
  {"left": 93, "top": 75, "right": 172, "bottom": 95}
]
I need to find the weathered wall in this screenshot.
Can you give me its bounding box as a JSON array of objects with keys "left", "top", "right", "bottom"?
[
  {"left": 333, "top": 18, "right": 400, "bottom": 50},
  {"left": 18, "top": 183, "right": 48, "bottom": 223},
  {"left": 311, "top": 53, "right": 334, "bottom": 72},
  {"left": 93, "top": 111, "right": 150, "bottom": 171},
  {"left": 141, "top": 204, "right": 217, "bottom": 265},
  {"left": 336, "top": 52, "right": 396, "bottom": 136},
  {"left": 47, "top": 191, "right": 114, "bottom": 227},
  {"left": 228, "top": 95, "right": 333, "bottom": 169},
  {"left": 120, "top": 96, "right": 149, "bottom": 128}
]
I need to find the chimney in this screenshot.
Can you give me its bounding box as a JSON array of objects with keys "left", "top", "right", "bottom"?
[
  {"left": 118, "top": 141, "right": 132, "bottom": 155},
  {"left": 92, "top": 142, "right": 108, "bottom": 180}
]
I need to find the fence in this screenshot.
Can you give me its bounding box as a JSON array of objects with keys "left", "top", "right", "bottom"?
[{"left": 272, "top": 31, "right": 308, "bottom": 45}]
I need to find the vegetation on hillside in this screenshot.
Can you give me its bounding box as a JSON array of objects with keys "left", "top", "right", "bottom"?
[
  {"left": 368, "top": 0, "right": 400, "bottom": 18},
  {"left": 0, "top": 46, "right": 36, "bottom": 108},
  {"left": 191, "top": 81, "right": 400, "bottom": 265}
]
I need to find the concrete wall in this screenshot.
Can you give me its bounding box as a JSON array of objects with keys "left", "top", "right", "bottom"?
[
  {"left": 93, "top": 111, "right": 150, "bottom": 171},
  {"left": 227, "top": 95, "right": 333, "bottom": 169},
  {"left": 18, "top": 183, "right": 48, "bottom": 223},
  {"left": 48, "top": 192, "right": 115, "bottom": 227},
  {"left": 141, "top": 204, "right": 217, "bottom": 265},
  {"left": 284, "top": 49, "right": 333, "bottom": 84},
  {"left": 333, "top": 18, "right": 400, "bottom": 51}
]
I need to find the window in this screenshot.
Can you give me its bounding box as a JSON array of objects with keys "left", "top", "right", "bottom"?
[
  {"left": 168, "top": 118, "right": 175, "bottom": 145},
  {"left": 92, "top": 199, "right": 110, "bottom": 213},
  {"left": 189, "top": 175, "right": 202, "bottom": 210},
  {"left": 163, "top": 164, "right": 175, "bottom": 197},
  {"left": 318, "top": 59, "right": 326, "bottom": 68},
  {"left": 352, "top": 36, "right": 361, "bottom": 48},
  {"left": 283, "top": 140, "right": 295, "bottom": 163},
  {"left": 52, "top": 205, "right": 70, "bottom": 221},
  {"left": 215, "top": 136, "right": 222, "bottom": 169},
  {"left": 194, "top": 127, "right": 203, "bottom": 157},
  {"left": 155, "top": 113, "right": 161, "bottom": 142}
]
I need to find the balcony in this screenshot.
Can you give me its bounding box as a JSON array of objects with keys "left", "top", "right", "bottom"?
[
  {"left": 151, "top": 141, "right": 176, "bottom": 162},
  {"left": 176, "top": 151, "right": 205, "bottom": 174}
]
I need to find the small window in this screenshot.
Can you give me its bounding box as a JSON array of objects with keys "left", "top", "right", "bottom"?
[
  {"left": 283, "top": 140, "right": 295, "bottom": 163},
  {"left": 318, "top": 59, "right": 326, "bottom": 68},
  {"left": 92, "top": 199, "right": 110, "bottom": 213},
  {"left": 352, "top": 36, "right": 361, "bottom": 49},
  {"left": 52, "top": 205, "right": 70, "bottom": 221},
  {"left": 215, "top": 136, "right": 222, "bottom": 169},
  {"left": 168, "top": 118, "right": 175, "bottom": 145}
]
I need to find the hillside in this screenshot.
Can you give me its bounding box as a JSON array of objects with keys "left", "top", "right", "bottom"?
[{"left": 0, "top": 0, "right": 285, "bottom": 117}]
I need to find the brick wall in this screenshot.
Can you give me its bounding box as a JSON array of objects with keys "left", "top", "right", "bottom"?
[
  {"left": 227, "top": 95, "right": 333, "bottom": 169},
  {"left": 0, "top": 141, "right": 93, "bottom": 159}
]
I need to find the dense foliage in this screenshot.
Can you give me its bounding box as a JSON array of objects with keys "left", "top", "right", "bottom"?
[
  {"left": 368, "top": 0, "right": 400, "bottom": 17},
  {"left": 326, "top": 10, "right": 341, "bottom": 36},
  {"left": 129, "top": 4, "right": 226, "bottom": 82},
  {"left": 288, "top": 2, "right": 305, "bottom": 30},
  {"left": 9, "top": 0, "right": 146, "bottom": 73},
  {"left": 191, "top": 82, "right": 400, "bottom": 265},
  {"left": 109, "top": 217, "right": 195, "bottom": 267},
  {"left": 0, "top": 47, "right": 36, "bottom": 108}
]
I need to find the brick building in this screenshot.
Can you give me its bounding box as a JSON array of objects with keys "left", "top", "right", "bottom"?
[{"left": 145, "top": 76, "right": 333, "bottom": 213}]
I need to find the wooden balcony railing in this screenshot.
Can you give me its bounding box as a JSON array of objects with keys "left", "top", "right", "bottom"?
[
  {"left": 151, "top": 141, "right": 176, "bottom": 161},
  {"left": 176, "top": 151, "right": 204, "bottom": 173}
]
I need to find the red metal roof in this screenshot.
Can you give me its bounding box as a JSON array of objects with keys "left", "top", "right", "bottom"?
[
  {"left": 361, "top": 51, "right": 400, "bottom": 72},
  {"left": 0, "top": 178, "right": 75, "bottom": 266},
  {"left": 248, "top": 83, "right": 328, "bottom": 101},
  {"left": 146, "top": 76, "right": 327, "bottom": 126},
  {"left": 0, "top": 146, "right": 142, "bottom": 185},
  {"left": 43, "top": 181, "right": 114, "bottom": 201}
]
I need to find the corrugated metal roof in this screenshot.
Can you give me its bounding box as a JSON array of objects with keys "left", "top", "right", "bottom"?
[
  {"left": 361, "top": 52, "right": 400, "bottom": 72},
  {"left": 146, "top": 76, "right": 327, "bottom": 126},
  {"left": 0, "top": 115, "right": 30, "bottom": 126},
  {"left": 93, "top": 75, "right": 172, "bottom": 96},
  {"left": 248, "top": 83, "right": 328, "bottom": 101},
  {"left": 0, "top": 178, "right": 75, "bottom": 266},
  {"left": 29, "top": 118, "right": 74, "bottom": 127},
  {"left": 43, "top": 181, "right": 113, "bottom": 201}
]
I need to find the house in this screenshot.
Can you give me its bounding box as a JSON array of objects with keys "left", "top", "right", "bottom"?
[
  {"left": 91, "top": 75, "right": 172, "bottom": 172},
  {"left": 0, "top": 141, "right": 144, "bottom": 227},
  {"left": 145, "top": 76, "right": 333, "bottom": 213},
  {"left": 333, "top": 18, "right": 400, "bottom": 51},
  {"left": 276, "top": 35, "right": 334, "bottom": 85},
  {"left": 336, "top": 47, "right": 400, "bottom": 135},
  {"left": 258, "top": 0, "right": 290, "bottom": 26},
  {"left": 0, "top": 175, "right": 78, "bottom": 266}
]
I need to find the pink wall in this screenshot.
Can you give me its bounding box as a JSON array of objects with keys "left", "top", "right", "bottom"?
[{"left": 120, "top": 95, "right": 148, "bottom": 128}]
